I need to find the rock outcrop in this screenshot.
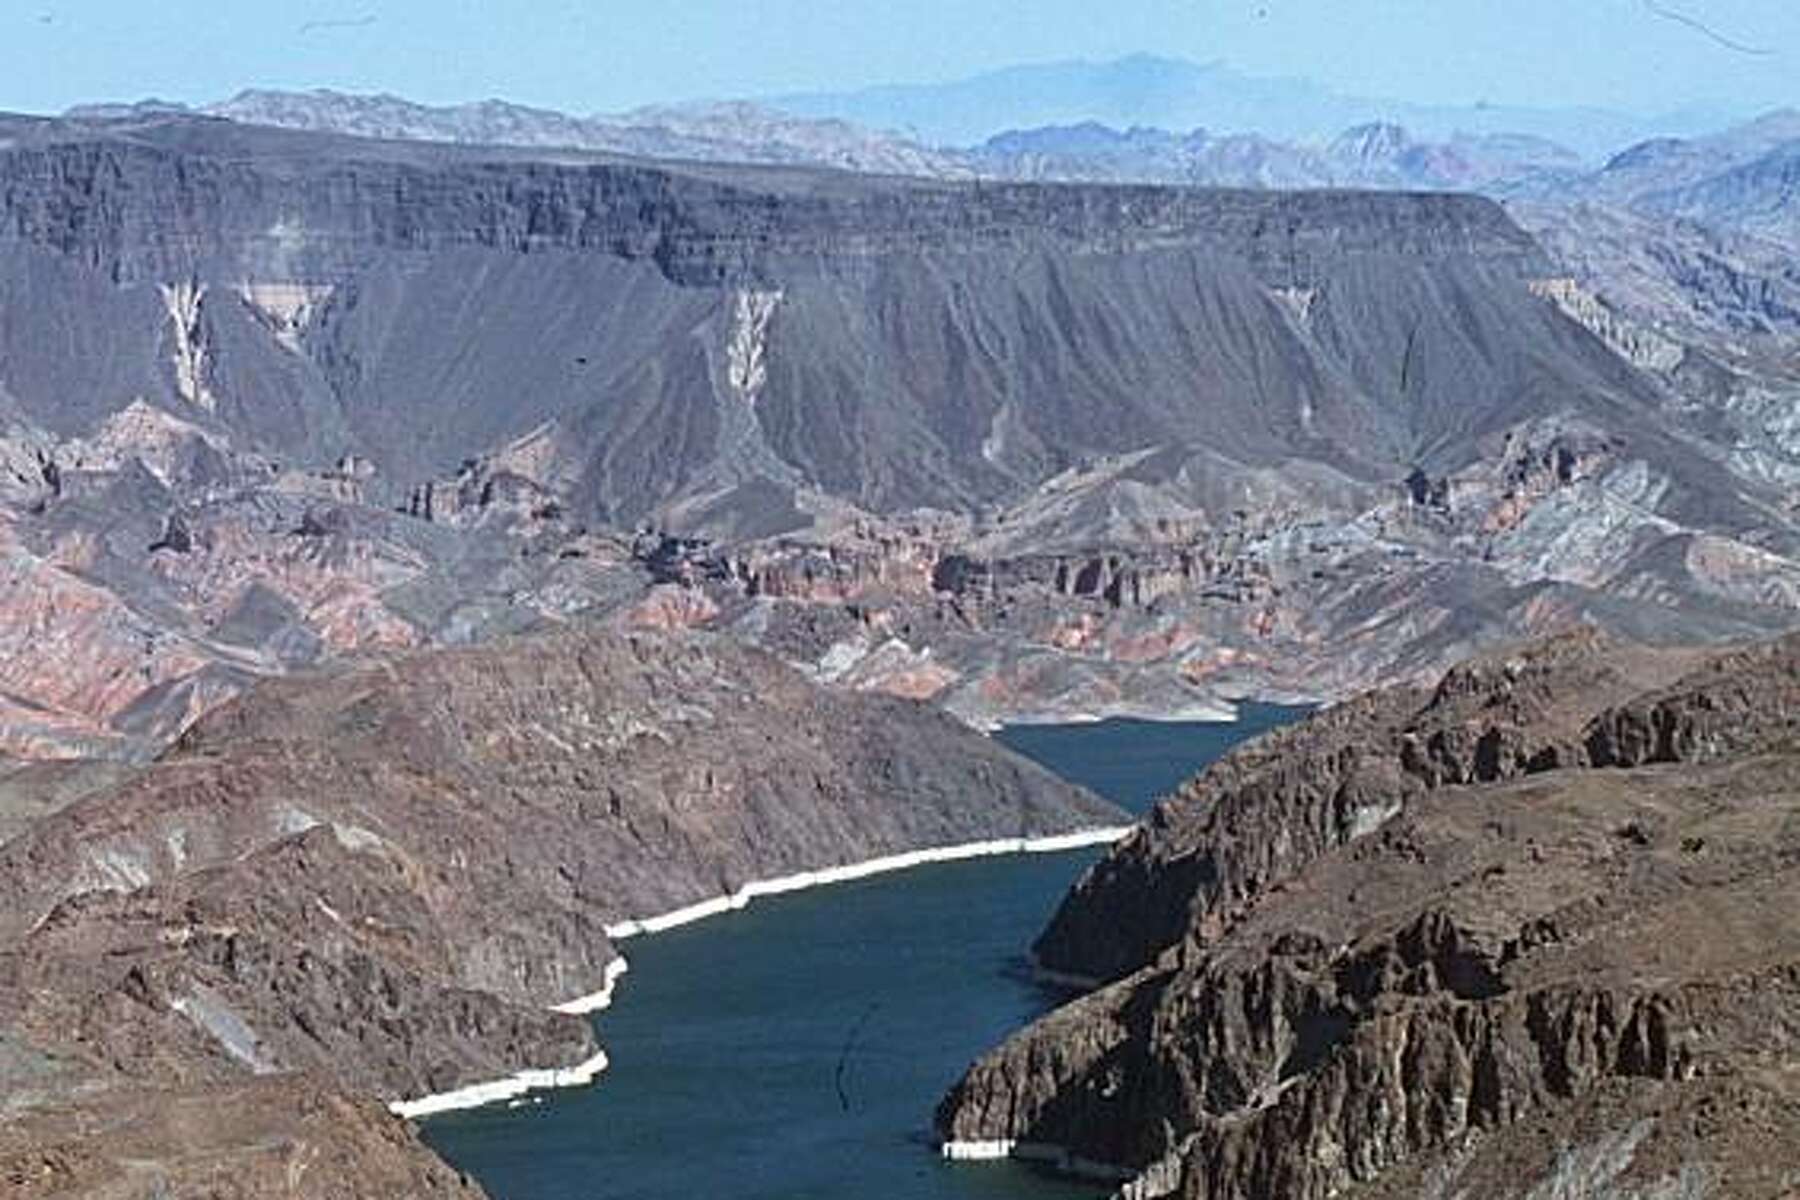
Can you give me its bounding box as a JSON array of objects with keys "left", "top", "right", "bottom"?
[
  {"left": 938, "top": 631, "right": 1800, "bottom": 1198},
  {"left": 0, "top": 622, "right": 1121, "bottom": 1197},
  {"left": 2, "top": 1076, "right": 484, "bottom": 1200},
  {"left": 0, "top": 112, "right": 1798, "bottom": 753}
]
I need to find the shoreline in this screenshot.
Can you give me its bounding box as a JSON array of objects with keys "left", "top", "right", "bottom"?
[
  {"left": 389, "top": 1049, "right": 611, "bottom": 1120},
  {"left": 968, "top": 703, "right": 1240, "bottom": 735},
  {"left": 1029, "top": 961, "right": 1107, "bottom": 991},
  {"left": 940, "top": 1139, "right": 1132, "bottom": 1183},
  {"left": 549, "top": 955, "right": 631, "bottom": 1015},
  {"left": 390, "top": 824, "right": 1134, "bottom": 1119},
  {"left": 602, "top": 828, "right": 1135, "bottom": 940}
]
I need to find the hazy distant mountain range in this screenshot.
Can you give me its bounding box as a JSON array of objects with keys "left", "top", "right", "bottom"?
[
  {"left": 69, "top": 87, "right": 1593, "bottom": 193},
  {"left": 65, "top": 90, "right": 973, "bottom": 178},
  {"left": 963, "top": 120, "right": 1587, "bottom": 193},
  {"left": 55, "top": 50, "right": 1797, "bottom": 250},
  {"left": 1580, "top": 109, "right": 1800, "bottom": 241},
  {"left": 61, "top": 51, "right": 1756, "bottom": 174},
  {"left": 768, "top": 53, "right": 1733, "bottom": 157},
  {"left": 64, "top": 76, "right": 1800, "bottom": 247}
]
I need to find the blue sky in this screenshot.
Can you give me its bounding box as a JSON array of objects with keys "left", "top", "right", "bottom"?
[{"left": 3, "top": 0, "right": 1793, "bottom": 118}]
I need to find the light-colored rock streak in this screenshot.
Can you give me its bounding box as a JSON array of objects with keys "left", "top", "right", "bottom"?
[
  {"left": 941, "top": 1139, "right": 1017, "bottom": 1161},
  {"left": 1030, "top": 963, "right": 1105, "bottom": 991},
  {"left": 387, "top": 1049, "right": 610, "bottom": 1119},
  {"left": 1271, "top": 286, "right": 1319, "bottom": 324},
  {"left": 172, "top": 986, "right": 277, "bottom": 1076},
  {"left": 159, "top": 281, "right": 217, "bottom": 410},
  {"left": 940, "top": 1139, "right": 1132, "bottom": 1182},
  {"left": 549, "top": 955, "right": 631, "bottom": 1016},
  {"left": 1528, "top": 277, "right": 1683, "bottom": 372},
  {"left": 725, "top": 288, "right": 782, "bottom": 406},
  {"left": 602, "top": 827, "right": 1136, "bottom": 940},
  {"left": 236, "top": 281, "right": 335, "bottom": 353}
]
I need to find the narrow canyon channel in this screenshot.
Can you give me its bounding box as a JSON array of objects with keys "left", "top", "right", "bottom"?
[{"left": 424, "top": 706, "right": 1307, "bottom": 1200}]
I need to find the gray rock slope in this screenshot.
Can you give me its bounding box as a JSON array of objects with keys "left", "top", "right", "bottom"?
[
  {"left": 0, "top": 112, "right": 1682, "bottom": 522},
  {"left": 2, "top": 110, "right": 1800, "bottom": 756}
]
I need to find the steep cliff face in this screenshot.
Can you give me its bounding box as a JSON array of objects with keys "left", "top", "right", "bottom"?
[
  {"left": 1, "top": 112, "right": 1798, "bottom": 758},
  {"left": 0, "top": 113, "right": 1559, "bottom": 516},
  {"left": 0, "top": 622, "right": 1120, "bottom": 1197},
  {"left": 1028, "top": 630, "right": 1692, "bottom": 985},
  {"left": 0, "top": 115, "right": 1544, "bottom": 284},
  {"left": 938, "top": 632, "right": 1800, "bottom": 1198},
  {"left": 4, "top": 112, "right": 1731, "bottom": 755}
]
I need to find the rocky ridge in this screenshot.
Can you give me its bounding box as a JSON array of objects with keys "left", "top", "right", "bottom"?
[
  {"left": 0, "top": 89, "right": 1796, "bottom": 1199},
  {"left": 0, "top": 622, "right": 1120, "bottom": 1196},
  {"left": 936, "top": 629, "right": 1800, "bottom": 1197},
  {"left": 198, "top": 90, "right": 973, "bottom": 179},
  {"left": 149, "top": 87, "right": 1596, "bottom": 195},
  {"left": 4, "top": 112, "right": 1800, "bottom": 756}
]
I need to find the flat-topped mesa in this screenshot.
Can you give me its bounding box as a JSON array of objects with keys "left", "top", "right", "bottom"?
[
  {"left": 0, "top": 115, "right": 1545, "bottom": 286},
  {"left": 4, "top": 110, "right": 1788, "bottom": 767}
]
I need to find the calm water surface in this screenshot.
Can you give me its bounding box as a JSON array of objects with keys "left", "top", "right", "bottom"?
[{"left": 425, "top": 705, "right": 1305, "bottom": 1200}]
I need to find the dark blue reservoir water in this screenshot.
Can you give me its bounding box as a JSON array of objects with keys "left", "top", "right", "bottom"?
[{"left": 424, "top": 705, "right": 1305, "bottom": 1200}]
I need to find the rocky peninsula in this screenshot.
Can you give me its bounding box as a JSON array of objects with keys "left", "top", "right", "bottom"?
[
  {"left": 0, "top": 624, "right": 1122, "bottom": 1195},
  {"left": 938, "top": 628, "right": 1800, "bottom": 1197}
]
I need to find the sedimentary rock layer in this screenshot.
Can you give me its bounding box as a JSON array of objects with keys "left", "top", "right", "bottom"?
[{"left": 1, "top": 112, "right": 1797, "bottom": 754}]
